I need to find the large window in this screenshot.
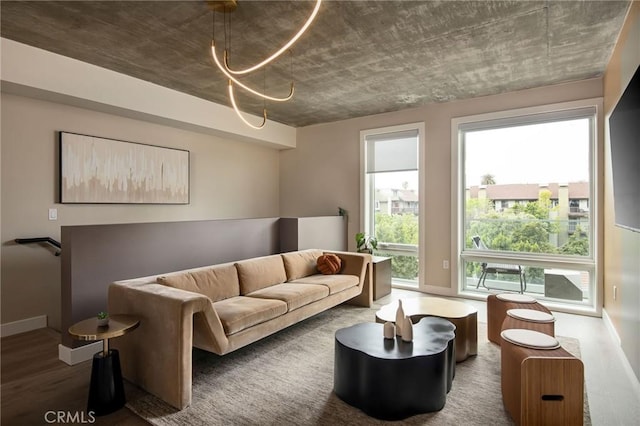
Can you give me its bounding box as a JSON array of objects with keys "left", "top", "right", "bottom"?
[
  {"left": 456, "top": 103, "right": 598, "bottom": 309},
  {"left": 361, "top": 124, "right": 422, "bottom": 286}
]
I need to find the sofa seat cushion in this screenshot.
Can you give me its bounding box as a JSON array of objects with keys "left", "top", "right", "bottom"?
[
  {"left": 157, "top": 263, "right": 239, "bottom": 302},
  {"left": 213, "top": 296, "right": 288, "bottom": 335},
  {"left": 246, "top": 283, "right": 329, "bottom": 312},
  {"left": 289, "top": 274, "right": 359, "bottom": 294},
  {"left": 281, "top": 249, "right": 324, "bottom": 281},
  {"left": 236, "top": 255, "right": 287, "bottom": 295}
]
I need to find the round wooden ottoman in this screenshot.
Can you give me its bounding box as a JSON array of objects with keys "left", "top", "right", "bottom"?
[
  {"left": 487, "top": 293, "right": 551, "bottom": 345},
  {"left": 501, "top": 308, "right": 555, "bottom": 338},
  {"left": 500, "top": 329, "right": 583, "bottom": 426}
]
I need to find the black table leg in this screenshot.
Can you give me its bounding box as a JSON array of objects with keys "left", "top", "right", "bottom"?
[{"left": 87, "top": 349, "right": 125, "bottom": 416}]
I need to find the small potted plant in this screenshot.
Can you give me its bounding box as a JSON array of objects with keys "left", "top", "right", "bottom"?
[
  {"left": 355, "top": 232, "right": 378, "bottom": 254},
  {"left": 97, "top": 311, "right": 109, "bottom": 327}
]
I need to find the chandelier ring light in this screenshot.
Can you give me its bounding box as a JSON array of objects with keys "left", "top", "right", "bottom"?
[
  {"left": 228, "top": 80, "right": 267, "bottom": 130},
  {"left": 209, "top": 0, "right": 322, "bottom": 129},
  {"left": 211, "top": 40, "right": 294, "bottom": 102},
  {"left": 221, "top": 0, "right": 322, "bottom": 75}
]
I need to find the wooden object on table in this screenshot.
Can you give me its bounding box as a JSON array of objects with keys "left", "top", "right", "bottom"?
[
  {"left": 500, "top": 329, "right": 584, "bottom": 426},
  {"left": 487, "top": 293, "right": 552, "bottom": 345},
  {"left": 68, "top": 314, "right": 139, "bottom": 416},
  {"left": 372, "top": 256, "right": 392, "bottom": 300},
  {"left": 375, "top": 296, "right": 478, "bottom": 362}
]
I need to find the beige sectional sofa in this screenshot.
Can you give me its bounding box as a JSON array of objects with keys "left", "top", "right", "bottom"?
[{"left": 108, "top": 249, "right": 372, "bottom": 409}]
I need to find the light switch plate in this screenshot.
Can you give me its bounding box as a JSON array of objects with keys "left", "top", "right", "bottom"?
[{"left": 48, "top": 208, "right": 58, "bottom": 221}]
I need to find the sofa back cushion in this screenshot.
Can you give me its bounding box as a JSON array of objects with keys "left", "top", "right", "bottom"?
[
  {"left": 281, "top": 249, "right": 324, "bottom": 281},
  {"left": 157, "top": 263, "right": 240, "bottom": 302},
  {"left": 235, "top": 255, "right": 287, "bottom": 295}
]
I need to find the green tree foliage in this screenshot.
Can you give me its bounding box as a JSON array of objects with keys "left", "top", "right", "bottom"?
[
  {"left": 481, "top": 174, "right": 496, "bottom": 185},
  {"left": 466, "top": 197, "right": 494, "bottom": 218},
  {"left": 375, "top": 213, "right": 418, "bottom": 245},
  {"left": 374, "top": 213, "right": 419, "bottom": 279},
  {"left": 465, "top": 189, "right": 587, "bottom": 282},
  {"left": 559, "top": 225, "right": 589, "bottom": 256},
  {"left": 391, "top": 255, "right": 419, "bottom": 280}
]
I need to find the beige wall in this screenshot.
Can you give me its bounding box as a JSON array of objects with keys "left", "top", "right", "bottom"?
[
  {"left": 1, "top": 93, "right": 280, "bottom": 330},
  {"left": 603, "top": 1, "right": 640, "bottom": 381},
  {"left": 282, "top": 78, "right": 603, "bottom": 290}
]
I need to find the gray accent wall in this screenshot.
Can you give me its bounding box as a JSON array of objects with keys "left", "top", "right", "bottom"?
[
  {"left": 60, "top": 216, "right": 347, "bottom": 348},
  {"left": 61, "top": 218, "right": 280, "bottom": 347}
]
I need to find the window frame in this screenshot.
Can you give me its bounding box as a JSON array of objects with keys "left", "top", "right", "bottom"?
[
  {"left": 451, "top": 98, "right": 603, "bottom": 315},
  {"left": 360, "top": 122, "right": 425, "bottom": 288}
]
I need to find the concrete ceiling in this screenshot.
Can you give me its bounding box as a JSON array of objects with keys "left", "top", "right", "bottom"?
[{"left": 0, "top": 1, "right": 631, "bottom": 127}]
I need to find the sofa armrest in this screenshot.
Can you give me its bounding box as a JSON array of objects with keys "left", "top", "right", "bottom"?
[
  {"left": 324, "top": 250, "right": 373, "bottom": 307},
  {"left": 108, "top": 281, "right": 228, "bottom": 409}
]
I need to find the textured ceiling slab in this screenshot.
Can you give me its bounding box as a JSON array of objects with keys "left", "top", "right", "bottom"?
[{"left": 0, "top": 1, "right": 630, "bottom": 127}]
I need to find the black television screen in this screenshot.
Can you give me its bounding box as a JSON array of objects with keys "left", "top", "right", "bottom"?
[{"left": 609, "top": 64, "right": 640, "bottom": 233}]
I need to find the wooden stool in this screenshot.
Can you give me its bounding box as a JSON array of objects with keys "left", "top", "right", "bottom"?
[
  {"left": 501, "top": 329, "right": 584, "bottom": 426},
  {"left": 502, "top": 308, "right": 555, "bottom": 337},
  {"left": 487, "top": 293, "right": 551, "bottom": 345}
]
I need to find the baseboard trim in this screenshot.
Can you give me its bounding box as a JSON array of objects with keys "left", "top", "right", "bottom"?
[
  {"left": 602, "top": 308, "right": 640, "bottom": 396},
  {"left": 416, "top": 285, "right": 457, "bottom": 297},
  {"left": 602, "top": 308, "right": 622, "bottom": 345},
  {"left": 0, "top": 315, "right": 47, "bottom": 337},
  {"left": 58, "top": 342, "right": 102, "bottom": 365}
]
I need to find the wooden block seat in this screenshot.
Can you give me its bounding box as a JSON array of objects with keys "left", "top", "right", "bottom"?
[
  {"left": 500, "top": 329, "right": 584, "bottom": 426},
  {"left": 487, "top": 293, "right": 551, "bottom": 345},
  {"left": 502, "top": 308, "right": 555, "bottom": 338}
]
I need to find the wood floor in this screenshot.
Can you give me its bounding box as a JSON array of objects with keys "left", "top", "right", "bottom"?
[
  {"left": 1, "top": 327, "right": 146, "bottom": 425},
  {"left": 3, "top": 289, "right": 639, "bottom": 425}
]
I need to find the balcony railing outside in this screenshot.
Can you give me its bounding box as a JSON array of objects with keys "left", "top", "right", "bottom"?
[
  {"left": 390, "top": 207, "right": 418, "bottom": 214},
  {"left": 375, "top": 243, "right": 419, "bottom": 286},
  {"left": 463, "top": 260, "right": 591, "bottom": 304}
]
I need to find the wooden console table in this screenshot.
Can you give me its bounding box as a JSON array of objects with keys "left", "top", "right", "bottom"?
[{"left": 372, "top": 256, "right": 392, "bottom": 300}]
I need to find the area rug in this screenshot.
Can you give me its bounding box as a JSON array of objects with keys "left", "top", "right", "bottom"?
[{"left": 126, "top": 304, "right": 590, "bottom": 425}]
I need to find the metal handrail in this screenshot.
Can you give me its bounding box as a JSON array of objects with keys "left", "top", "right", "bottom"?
[
  {"left": 15, "top": 237, "right": 61, "bottom": 256},
  {"left": 377, "top": 242, "right": 418, "bottom": 253}
]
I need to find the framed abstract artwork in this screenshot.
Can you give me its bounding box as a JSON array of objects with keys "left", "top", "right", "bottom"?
[{"left": 59, "top": 132, "right": 189, "bottom": 204}]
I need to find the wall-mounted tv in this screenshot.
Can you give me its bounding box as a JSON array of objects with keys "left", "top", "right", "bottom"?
[{"left": 608, "top": 64, "right": 640, "bottom": 233}]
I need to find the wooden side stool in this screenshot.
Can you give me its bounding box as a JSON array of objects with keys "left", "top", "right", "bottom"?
[
  {"left": 487, "top": 293, "right": 551, "bottom": 345},
  {"left": 500, "top": 329, "right": 584, "bottom": 426},
  {"left": 502, "top": 308, "right": 555, "bottom": 337}
]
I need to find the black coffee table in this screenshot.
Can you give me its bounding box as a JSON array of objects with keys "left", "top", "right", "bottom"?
[{"left": 334, "top": 317, "right": 456, "bottom": 420}]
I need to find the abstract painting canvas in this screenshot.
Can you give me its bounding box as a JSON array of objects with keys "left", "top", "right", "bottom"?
[{"left": 59, "top": 132, "right": 189, "bottom": 204}]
